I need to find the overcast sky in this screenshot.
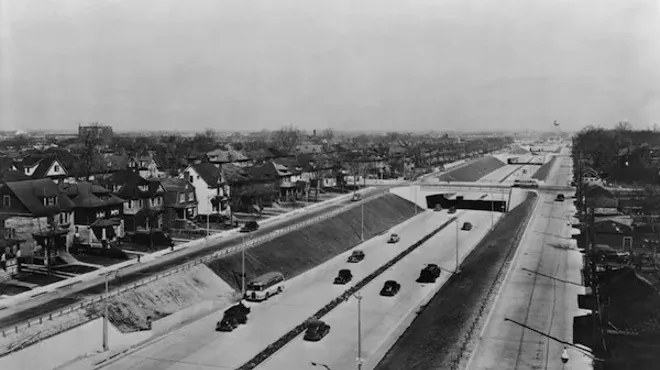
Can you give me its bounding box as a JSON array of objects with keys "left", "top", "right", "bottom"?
[{"left": 1, "top": 0, "right": 659, "bottom": 133}]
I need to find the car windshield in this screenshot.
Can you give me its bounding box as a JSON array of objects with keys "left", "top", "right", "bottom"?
[{"left": 246, "top": 283, "right": 263, "bottom": 291}]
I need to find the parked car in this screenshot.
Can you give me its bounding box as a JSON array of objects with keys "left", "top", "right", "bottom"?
[
  {"left": 125, "top": 231, "right": 174, "bottom": 247},
  {"left": 380, "top": 280, "right": 401, "bottom": 297},
  {"left": 434, "top": 204, "right": 443, "bottom": 212},
  {"left": 215, "top": 302, "right": 251, "bottom": 332},
  {"left": 448, "top": 207, "right": 457, "bottom": 214},
  {"left": 240, "top": 221, "right": 259, "bottom": 233},
  {"left": 388, "top": 233, "right": 400, "bottom": 243},
  {"left": 555, "top": 194, "right": 565, "bottom": 202},
  {"left": 195, "top": 214, "right": 229, "bottom": 224},
  {"left": 347, "top": 250, "right": 365, "bottom": 263},
  {"left": 216, "top": 316, "right": 240, "bottom": 332},
  {"left": 303, "top": 319, "right": 331, "bottom": 342},
  {"left": 352, "top": 193, "right": 363, "bottom": 202},
  {"left": 416, "top": 264, "right": 442, "bottom": 283},
  {"left": 461, "top": 222, "right": 473, "bottom": 231},
  {"left": 334, "top": 269, "right": 353, "bottom": 285},
  {"left": 224, "top": 302, "right": 251, "bottom": 323}
]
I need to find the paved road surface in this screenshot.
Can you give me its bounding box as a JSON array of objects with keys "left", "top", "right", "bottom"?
[
  {"left": 0, "top": 188, "right": 387, "bottom": 330},
  {"left": 256, "top": 211, "right": 501, "bottom": 370},
  {"left": 478, "top": 165, "right": 524, "bottom": 183},
  {"left": 467, "top": 155, "right": 593, "bottom": 370},
  {"left": 101, "top": 209, "right": 456, "bottom": 370}
]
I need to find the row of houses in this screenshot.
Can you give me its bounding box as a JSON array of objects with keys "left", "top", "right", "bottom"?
[{"left": 0, "top": 148, "right": 391, "bottom": 272}]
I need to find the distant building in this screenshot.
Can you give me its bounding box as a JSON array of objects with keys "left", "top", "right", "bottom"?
[{"left": 78, "top": 123, "right": 113, "bottom": 145}]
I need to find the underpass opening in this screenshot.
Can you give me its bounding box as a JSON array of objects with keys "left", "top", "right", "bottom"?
[{"left": 426, "top": 193, "right": 507, "bottom": 213}]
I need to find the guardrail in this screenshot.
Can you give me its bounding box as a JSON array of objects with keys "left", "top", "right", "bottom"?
[{"left": 0, "top": 190, "right": 386, "bottom": 341}]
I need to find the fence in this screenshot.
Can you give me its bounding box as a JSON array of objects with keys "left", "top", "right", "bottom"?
[{"left": 1, "top": 190, "right": 386, "bottom": 341}]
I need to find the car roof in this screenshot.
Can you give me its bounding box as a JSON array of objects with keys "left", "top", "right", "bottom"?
[
  {"left": 385, "top": 280, "right": 397, "bottom": 284},
  {"left": 352, "top": 249, "right": 363, "bottom": 253},
  {"left": 339, "top": 268, "right": 351, "bottom": 273},
  {"left": 307, "top": 319, "right": 326, "bottom": 327}
]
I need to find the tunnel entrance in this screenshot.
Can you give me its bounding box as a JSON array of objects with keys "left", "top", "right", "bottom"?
[{"left": 426, "top": 193, "right": 507, "bottom": 213}]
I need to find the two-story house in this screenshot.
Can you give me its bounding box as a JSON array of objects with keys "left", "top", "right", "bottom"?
[
  {"left": 104, "top": 170, "right": 165, "bottom": 232},
  {"left": 0, "top": 178, "right": 75, "bottom": 266},
  {"left": 131, "top": 153, "right": 161, "bottom": 179},
  {"left": 10, "top": 155, "right": 68, "bottom": 183},
  {"left": 60, "top": 182, "right": 125, "bottom": 248},
  {"left": 247, "top": 161, "right": 295, "bottom": 201},
  {"left": 180, "top": 163, "right": 229, "bottom": 217},
  {"left": 160, "top": 178, "right": 198, "bottom": 225}
]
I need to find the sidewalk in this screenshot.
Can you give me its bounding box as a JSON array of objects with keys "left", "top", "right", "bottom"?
[{"left": 0, "top": 187, "right": 384, "bottom": 331}]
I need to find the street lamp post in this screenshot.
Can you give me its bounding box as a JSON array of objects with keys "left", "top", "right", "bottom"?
[
  {"left": 355, "top": 293, "right": 363, "bottom": 370},
  {"left": 454, "top": 219, "right": 460, "bottom": 274},
  {"left": 361, "top": 199, "right": 364, "bottom": 242},
  {"left": 241, "top": 233, "right": 247, "bottom": 297},
  {"left": 102, "top": 271, "right": 118, "bottom": 352}
]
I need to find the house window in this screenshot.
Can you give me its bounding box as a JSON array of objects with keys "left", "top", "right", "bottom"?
[
  {"left": 43, "top": 197, "right": 57, "bottom": 206},
  {"left": 54, "top": 165, "right": 60, "bottom": 172},
  {"left": 189, "top": 176, "right": 194, "bottom": 183},
  {"left": 138, "top": 199, "right": 143, "bottom": 208},
  {"left": 96, "top": 211, "right": 105, "bottom": 219},
  {"left": 127, "top": 200, "right": 133, "bottom": 208},
  {"left": 179, "top": 193, "right": 186, "bottom": 203},
  {"left": 2, "top": 195, "right": 9, "bottom": 207},
  {"left": 110, "top": 209, "right": 120, "bottom": 216},
  {"left": 159, "top": 196, "right": 163, "bottom": 205},
  {"left": 138, "top": 185, "right": 149, "bottom": 192},
  {"left": 113, "top": 185, "right": 121, "bottom": 192},
  {"left": 4, "top": 228, "right": 16, "bottom": 239},
  {"left": 59, "top": 212, "right": 69, "bottom": 224},
  {"left": 188, "top": 192, "right": 194, "bottom": 201}
]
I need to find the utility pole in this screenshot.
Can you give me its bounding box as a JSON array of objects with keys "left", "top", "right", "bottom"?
[{"left": 355, "top": 293, "right": 363, "bottom": 370}]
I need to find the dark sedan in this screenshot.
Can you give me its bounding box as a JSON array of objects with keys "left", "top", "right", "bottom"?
[
  {"left": 380, "top": 280, "right": 401, "bottom": 297},
  {"left": 303, "top": 320, "right": 331, "bottom": 342},
  {"left": 334, "top": 269, "right": 353, "bottom": 285},
  {"left": 416, "top": 264, "right": 441, "bottom": 283}
]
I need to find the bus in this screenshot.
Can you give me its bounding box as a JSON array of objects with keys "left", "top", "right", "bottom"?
[
  {"left": 512, "top": 179, "right": 540, "bottom": 188},
  {"left": 244, "top": 272, "right": 285, "bottom": 302}
]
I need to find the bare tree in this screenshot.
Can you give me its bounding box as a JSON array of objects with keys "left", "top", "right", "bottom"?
[
  {"left": 272, "top": 125, "right": 303, "bottom": 154},
  {"left": 320, "top": 128, "right": 334, "bottom": 142},
  {"left": 615, "top": 121, "right": 633, "bottom": 132}
]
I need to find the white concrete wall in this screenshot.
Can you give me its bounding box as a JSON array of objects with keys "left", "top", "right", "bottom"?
[
  {"left": 389, "top": 186, "right": 428, "bottom": 209},
  {"left": 0, "top": 317, "right": 150, "bottom": 370}
]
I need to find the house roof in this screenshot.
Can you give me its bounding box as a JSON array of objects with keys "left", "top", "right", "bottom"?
[
  {"left": 159, "top": 178, "right": 195, "bottom": 192},
  {"left": 585, "top": 183, "right": 614, "bottom": 198},
  {"left": 3, "top": 178, "right": 75, "bottom": 217},
  {"left": 60, "top": 182, "right": 124, "bottom": 208},
  {"left": 247, "top": 161, "right": 293, "bottom": 180},
  {"left": 206, "top": 147, "right": 248, "bottom": 163},
  {"left": 0, "top": 170, "right": 31, "bottom": 182},
  {"left": 12, "top": 155, "right": 67, "bottom": 179},
  {"left": 221, "top": 163, "right": 250, "bottom": 184},
  {"left": 191, "top": 163, "right": 223, "bottom": 186}
]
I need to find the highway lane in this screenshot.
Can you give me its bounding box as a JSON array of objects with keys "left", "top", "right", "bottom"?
[
  {"left": 256, "top": 211, "right": 502, "bottom": 370},
  {"left": 467, "top": 156, "right": 593, "bottom": 370},
  {"left": 0, "top": 188, "right": 387, "bottom": 330},
  {"left": 477, "top": 165, "right": 524, "bottom": 183},
  {"left": 101, "top": 209, "right": 459, "bottom": 370}
]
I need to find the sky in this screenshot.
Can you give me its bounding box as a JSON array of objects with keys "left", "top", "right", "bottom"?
[{"left": 1, "top": 0, "right": 659, "bottom": 133}]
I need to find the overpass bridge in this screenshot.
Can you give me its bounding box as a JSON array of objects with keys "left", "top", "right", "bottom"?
[{"left": 366, "top": 179, "right": 574, "bottom": 193}]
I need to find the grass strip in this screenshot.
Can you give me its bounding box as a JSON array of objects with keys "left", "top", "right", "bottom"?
[{"left": 237, "top": 216, "right": 458, "bottom": 370}]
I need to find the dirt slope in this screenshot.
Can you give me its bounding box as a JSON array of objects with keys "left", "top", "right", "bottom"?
[
  {"left": 438, "top": 156, "right": 505, "bottom": 182},
  {"left": 532, "top": 156, "right": 558, "bottom": 180},
  {"left": 206, "top": 194, "right": 422, "bottom": 289}
]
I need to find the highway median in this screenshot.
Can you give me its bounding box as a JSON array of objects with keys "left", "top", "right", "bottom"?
[{"left": 237, "top": 215, "right": 458, "bottom": 370}]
